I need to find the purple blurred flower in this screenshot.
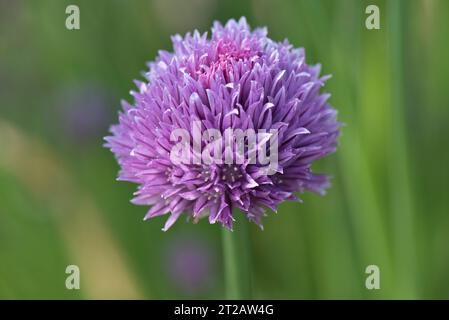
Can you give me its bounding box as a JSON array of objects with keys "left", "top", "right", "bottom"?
[
  {"left": 59, "top": 84, "right": 112, "bottom": 146},
  {"left": 165, "top": 237, "right": 215, "bottom": 295},
  {"left": 105, "top": 18, "right": 340, "bottom": 230}
]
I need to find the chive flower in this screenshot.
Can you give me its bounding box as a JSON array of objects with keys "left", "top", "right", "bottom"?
[{"left": 105, "top": 18, "right": 340, "bottom": 231}]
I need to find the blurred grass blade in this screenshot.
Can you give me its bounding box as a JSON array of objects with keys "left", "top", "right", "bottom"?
[{"left": 387, "top": 0, "right": 417, "bottom": 298}]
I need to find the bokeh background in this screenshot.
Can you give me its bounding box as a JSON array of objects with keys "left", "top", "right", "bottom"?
[{"left": 1, "top": 0, "right": 448, "bottom": 299}]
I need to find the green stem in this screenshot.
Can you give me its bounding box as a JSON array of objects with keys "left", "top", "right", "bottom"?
[{"left": 221, "top": 217, "right": 252, "bottom": 299}]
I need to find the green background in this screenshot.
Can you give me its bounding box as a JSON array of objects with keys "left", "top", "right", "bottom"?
[{"left": 1, "top": 0, "right": 448, "bottom": 299}]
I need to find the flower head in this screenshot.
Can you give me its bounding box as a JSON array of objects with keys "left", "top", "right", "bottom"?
[{"left": 105, "top": 17, "right": 340, "bottom": 231}]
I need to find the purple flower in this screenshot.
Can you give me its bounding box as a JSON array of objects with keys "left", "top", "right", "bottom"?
[
  {"left": 58, "top": 84, "right": 113, "bottom": 146},
  {"left": 165, "top": 236, "right": 216, "bottom": 295},
  {"left": 105, "top": 18, "right": 340, "bottom": 231}
]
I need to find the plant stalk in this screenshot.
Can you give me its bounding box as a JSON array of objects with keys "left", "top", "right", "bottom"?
[{"left": 221, "top": 217, "right": 252, "bottom": 299}]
